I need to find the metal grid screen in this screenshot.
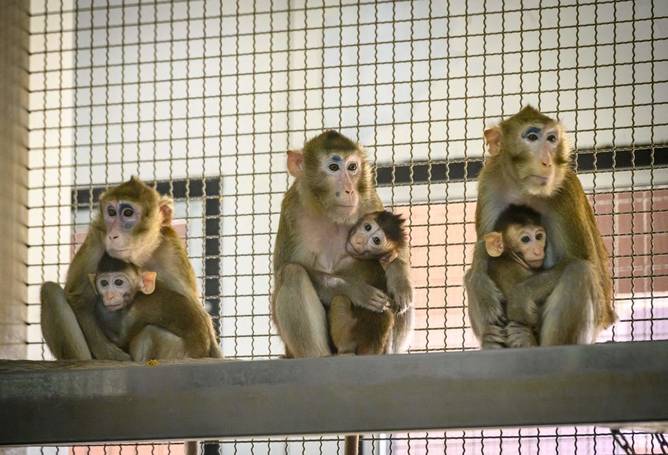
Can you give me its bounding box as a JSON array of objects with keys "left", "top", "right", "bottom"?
[{"left": 25, "top": 0, "right": 668, "bottom": 453}]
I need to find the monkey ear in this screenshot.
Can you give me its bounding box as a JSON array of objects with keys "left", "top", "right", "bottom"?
[
  {"left": 140, "top": 271, "right": 157, "bottom": 295},
  {"left": 88, "top": 274, "right": 98, "bottom": 294},
  {"left": 287, "top": 149, "right": 304, "bottom": 178},
  {"left": 159, "top": 196, "right": 174, "bottom": 227},
  {"left": 484, "top": 126, "right": 502, "bottom": 156},
  {"left": 484, "top": 232, "right": 504, "bottom": 257}
]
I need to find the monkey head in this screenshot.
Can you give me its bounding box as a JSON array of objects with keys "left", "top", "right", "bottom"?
[
  {"left": 485, "top": 204, "right": 546, "bottom": 270},
  {"left": 96, "top": 177, "right": 173, "bottom": 264},
  {"left": 287, "top": 130, "right": 373, "bottom": 224},
  {"left": 484, "top": 106, "right": 571, "bottom": 197},
  {"left": 89, "top": 253, "right": 157, "bottom": 311},
  {"left": 346, "top": 211, "right": 407, "bottom": 267}
]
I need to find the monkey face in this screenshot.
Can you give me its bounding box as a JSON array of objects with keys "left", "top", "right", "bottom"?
[
  {"left": 95, "top": 272, "right": 137, "bottom": 311},
  {"left": 507, "top": 224, "right": 546, "bottom": 269},
  {"left": 318, "top": 153, "right": 362, "bottom": 218},
  {"left": 102, "top": 200, "right": 142, "bottom": 260},
  {"left": 346, "top": 216, "right": 391, "bottom": 260},
  {"left": 509, "top": 121, "right": 570, "bottom": 197}
]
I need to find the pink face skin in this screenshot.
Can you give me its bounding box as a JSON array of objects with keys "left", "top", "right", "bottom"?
[
  {"left": 519, "top": 123, "right": 562, "bottom": 196},
  {"left": 508, "top": 224, "right": 546, "bottom": 269},
  {"left": 95, "top": 272, "right": 137, "bottom": 311},
  {"left": 103, "top": 200, "right": 141, "bottom": 260},
  {"left": 321, "top": 153, "right": 361, "bottom": 218},
  {"left": 345, "top": 215, "right": 391, "bottom": 260}
]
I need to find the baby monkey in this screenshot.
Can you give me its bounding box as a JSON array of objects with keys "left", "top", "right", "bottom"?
[
  {"left": 91, "top": 253, "right": 220, "bottom": 360},
  {"left": 329, "top": 210, "right": 407, "bottom": 355},
  {"left": 485, "top": 204, "right": 552, "bottom": 347}
]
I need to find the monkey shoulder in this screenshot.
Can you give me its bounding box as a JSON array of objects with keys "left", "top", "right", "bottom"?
[{"left": 143, "top": 229, "right": 198, "bottom": 297}]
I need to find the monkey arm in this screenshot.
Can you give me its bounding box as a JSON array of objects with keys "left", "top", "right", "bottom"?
[
  {"left": 64, "top": 231, "right": 131, "bottom": 361},
  {"left": 384, "top": 256, "right": 413, "bottom": 314},
  {"left": 506, "top": 263, "right": 567, "bottom": 326},
  {"left": 308, "top": 269, "right": 389, "bottom": 313},
  {"left": 465, "top": 240, "right": 507, "bottom": 347}
]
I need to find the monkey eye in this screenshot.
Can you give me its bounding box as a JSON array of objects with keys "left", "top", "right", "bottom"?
[
  {"left": 328, "top": 163, "right": 339, "bottom": 172},
  {"left": 347, "top": 162, "right": 358, "bottom": 172},
  {"left": 536, "top": 232, "right": 544, "bottom": 240},
  {"left": 122, "top": 207, "right": 134, "bottom": 217},
  {"left": 364, "top": 224, "right": 371, "bottom": 231},
  {"left": 546, "top": 134, "right": 558, "bottom": 143},
  {"left": 107, "top": 206, "right": 117, "bottom": 217},
  {"left": 521, "top": 235, "right": 531, "bottom": 243},
  {"left": 372, "top": 236, "right": 381, "bottom": 245},
  {"left": 100, "top": 279, "right": 109, "bottom": 287},
  {"left": 526, "top": 133, "right": 539, "bottom": 142},
  {"left": 114, "top": 279, "right": 124, "bottom": 286}
]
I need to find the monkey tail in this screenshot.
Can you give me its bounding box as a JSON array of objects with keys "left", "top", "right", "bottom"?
[{"left": 344, "top": 435, "right": 360, "bottom": 455}]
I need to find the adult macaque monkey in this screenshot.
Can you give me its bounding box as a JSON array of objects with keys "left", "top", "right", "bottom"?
[
  {"left": 329, "top": 210, "right": 408, "bottom": 355},
  {"left": 272, "top": 130, "right": 414, "bottom": 359},
  {"left": 41, "top": 177, "right": 206, "bottom": 360},
  {"left": 465, "top": 106, "right": 616, "bottom": 348},
  {"left": 92, "top": 254, "right": 220, "bottom": 359},
  {"left": 272, "top": 132, "right": 413, "bottom": 455}
]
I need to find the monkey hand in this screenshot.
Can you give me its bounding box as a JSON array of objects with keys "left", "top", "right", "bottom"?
[
  {"left": 348, "top": 283, "right": 390, "bottom": 313},
  {"left": 383, "top": 258, "right": 413, "bottom": 314},
  {"left": 387, "top": 275, "right": 413, "bottom": 314},
  {"left": 506, "top": 321, "right": 538, "bottom": 348}
]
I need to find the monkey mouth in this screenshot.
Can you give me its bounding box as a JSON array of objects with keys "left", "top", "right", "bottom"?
[
  {"left": 526, "top": 259, "right": 544, "bottom": 269},
  {"left": 104, "top": 302, "right": 124, "bottom": 311},
  {"left": 528, "top": 175, "right": 549, "bottom": 186},
  {"left": 345, "top": 242, "right": 362, "bottom": 256},
  {"left": 106, "top": 247, "right": 130, "bottom": 258}
]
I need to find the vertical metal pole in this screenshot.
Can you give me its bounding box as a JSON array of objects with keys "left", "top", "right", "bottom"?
[{"left": 0, "top": 0, "right": 29, "bottom": 360}]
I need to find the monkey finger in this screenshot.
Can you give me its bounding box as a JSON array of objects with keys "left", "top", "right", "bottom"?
[{"left": 367, "top": 295, "right": 390, "bottom": 312}]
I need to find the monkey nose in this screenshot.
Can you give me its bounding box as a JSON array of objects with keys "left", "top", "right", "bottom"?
[{"left": 109, "top": 234, "right": 119, "bottom": 240}]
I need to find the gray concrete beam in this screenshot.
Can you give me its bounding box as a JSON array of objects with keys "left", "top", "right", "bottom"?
[{"left": 1, "top": 341, "right": 667, "bottom": 446}]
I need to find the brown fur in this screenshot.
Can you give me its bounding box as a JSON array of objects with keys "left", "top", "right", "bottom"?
[
  {"left": 328, "top": 210, "right": 408, "bottom": 354},
  {"left": 272, "top": 130, "right": 413, "bottom": 358},
  {"left": 465, "top": 106, "right": 616, "bottom": 348},
  {"left": 273, "top": 131, "right": 413, "bottom": 455},
  {"left": 41, "top": 177, "right": 220, "bottom": 360},
  {"left": 93, "top": 255, "right": 218, "bottom": 359}
]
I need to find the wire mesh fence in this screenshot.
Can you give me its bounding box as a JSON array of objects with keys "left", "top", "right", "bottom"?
[{"left": 24, "top": 0, "right": 668, "bottom": 453}]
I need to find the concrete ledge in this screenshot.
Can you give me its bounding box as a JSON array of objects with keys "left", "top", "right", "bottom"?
[{"left": 1, "top": 341, "right": 667, "bottom": 446}]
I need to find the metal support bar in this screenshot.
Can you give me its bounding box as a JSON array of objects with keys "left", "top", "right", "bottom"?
[{"left": 1, "top": 341, "right": 667, "bottom": 446}]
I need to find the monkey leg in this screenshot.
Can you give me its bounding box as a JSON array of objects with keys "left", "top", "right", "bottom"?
[
  {"left": 129, "top": 325, "right": 187, "bottom": 361},
  {"left": 40, "top": 282, "right": 93, "bottom": 360},
  {"left": 329, "top": 296, "right": 358, "bottom": 354},
  {"left": 540, "top": 260, "right": 598, "bottom": 346},
  {"left": 274, "top": 263, "right": 332, "bottom": 357},
  {"left": 352, "top": 306, "right": 394, "bottom": 356}
]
